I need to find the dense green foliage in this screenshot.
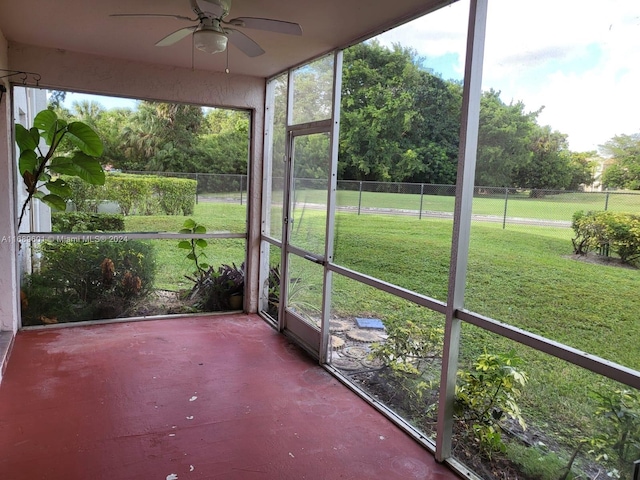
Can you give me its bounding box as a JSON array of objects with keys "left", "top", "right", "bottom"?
[
  {"left": 340, "top": 42, "right": 460, "bottom": 184},
  {"left": 52, "top": 212, "right": 125, "bottom": 232},
  {"left": 22, "top": 240, "right": 156, "bottom": 325},
  {"left": 55, "top": 100, "right": 250, "bottom": 175},
  {"left": 455, "top": 351, "right": 528, "bottom": 457},
  {"left": 601, "top": 133, "right": 640, "bottom": 190},
  {"left": 66, "top": 173, "right": 196, "bottom": 216},
  {"left": 337, "top": 41, "right": 596, "bottom": 189},
  {"left": 572, "top": 210, "right": 640, "bottom": 265},
  {"left": 590, "top": 387, "right": 640, "bottom": 479}
]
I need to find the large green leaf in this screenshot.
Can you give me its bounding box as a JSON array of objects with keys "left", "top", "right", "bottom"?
[
  {"left": 182, "top": 219, "right": 196, "bottom": 230},
  {"left": 49, "top": 153, "right": 105, "bottom": 185},
  {"left": 15, "top": 124, "right": 39, "bottom": 151},
  {"left": 67, "top": 122, "right": 104, "bottom": 157},
  {"left": 41, "top": 194, "right": 67, "bottom": 212},
  {"left": 177, "top": 240, "right": 192, "bottom": 250},
  {"left": 45, "top": 178, "right": 72, "bottom": 199},
  {"left": 33, "top": 109, "right": 58, "bottom": 145},
  {"left": 18, "top": 150, "right": 38, "bottom": 176}
]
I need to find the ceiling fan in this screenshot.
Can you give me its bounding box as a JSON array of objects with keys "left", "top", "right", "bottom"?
[{"left": 111, "top": 0, "right": 302, "bottom": 58}]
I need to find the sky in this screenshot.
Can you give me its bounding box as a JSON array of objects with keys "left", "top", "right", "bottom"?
[{"left": 376, "top": 0, "right": 640, "bottom": 153}]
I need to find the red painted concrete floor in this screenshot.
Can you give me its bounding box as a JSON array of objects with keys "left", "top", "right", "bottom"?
[{"left": 0, "top": 315, "right": 459, "bottom": 480}]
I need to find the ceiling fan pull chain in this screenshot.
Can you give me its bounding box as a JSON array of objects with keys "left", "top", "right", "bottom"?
[{"left": 225, "top": 46, "right": 230, "bottom": 74}]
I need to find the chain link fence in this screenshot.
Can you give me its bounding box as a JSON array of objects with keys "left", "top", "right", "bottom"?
[
  {"left": 336, "top": 181, "right": 640, "bottom": 228},
  {"left": 125, "top": 172, "right": 639, "bottom": 228},
  {"left": 125, "top": 171, "right": 248, "bottom": 205}
]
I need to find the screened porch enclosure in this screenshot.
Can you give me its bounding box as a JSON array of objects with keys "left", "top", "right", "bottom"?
[
  {"left": 258, "top": 2, "right": 640, "bottom": 479},
  {"left": 1, "top": 0, "right": 639, "bottom": 479}
]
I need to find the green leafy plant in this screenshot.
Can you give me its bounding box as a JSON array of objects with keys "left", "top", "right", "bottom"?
[
  {"left": 369, "top": 314, "right": 444, "bottom": 375},
  {"left": 455, "top": 350, "right": 528, "bottom": 458},
  {"left": 22, "top": 240, "right": 156, "bottom": 324},
  {"left": 15, "top": 108, "right": 105, "bottom": 228},
  {"left": 52, "top": 212, "right": 125, "bottom": 233},
  {"left": 177, "top": 219, "right": 244, "bottom": 311},
  {"left": 587, "top": 387, "right": 640, "bottom": 479},
  {"left": 205, "top": 262, "right": 245, "bottom": 311},
  {"left": 178, "top": 218, "right": 210, "bottom": 282},
  {"left": 572, "top": 210, "right": 640, "bottom": 265}
]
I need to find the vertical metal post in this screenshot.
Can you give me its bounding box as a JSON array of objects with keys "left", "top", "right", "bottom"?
[
  {"left": 419, "top": 184, "right": 425, "bottom": 220},
  {"left": 436, "top": 0, "right": 488, "bottom": 463},
  {"left": 605, "top": 190, "right": 610, "bottom": 211},
  {"left": 239, "top": 174, "right": 244, "bottom": 206},
  {"left": 319, "top": 50, "right": 343, "bottom": 364},
  {"left": 503, "top": 187, "right": 508, "bottom": 229},
  {"left": 357, "top": 181, "right": 363, "bottom": 215},
  {"left": 195, "top": 173, "right": 199, "bottom": 205}
]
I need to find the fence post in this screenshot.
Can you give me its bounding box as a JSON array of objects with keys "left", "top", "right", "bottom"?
[
  {"left": 503, "top": 187, "right": 508, "bottom": 229},
  {"left": 239, "top": 175, "right": 244, "bottom": 206},
  {"left": 358, "top": 181, "right": 363, "bottom": 215},
  {"left": 195, "top": 173, "right": 199, "bottom": 205},
  {"left": 604, "top": 189, "right": 610, "bottom": 211},
  {"left": 419, "top": 184, "right": 425, "bottom": 220}
]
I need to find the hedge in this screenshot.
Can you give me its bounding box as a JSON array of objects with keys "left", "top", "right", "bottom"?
[
  {"left": 572, "top": 210, "right": 640, "bottom": 265},
  {"left": 65, "top": 173, "right": 196, "bottom": 216},
  {"left": 52, "top": 212, "right": 125, "bottom": 232}
]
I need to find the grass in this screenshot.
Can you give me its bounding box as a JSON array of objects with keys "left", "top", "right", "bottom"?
[
  {"left": 124, "top": 203, "right": 248, "bottom": 290},
  {"left": 263, "top": 188, "right": 640, "bottom": 221}
]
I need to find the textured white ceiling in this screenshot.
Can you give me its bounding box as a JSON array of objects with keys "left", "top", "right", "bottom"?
[{"left": 0, "top": 0, "right": 454, "bottom": 78}]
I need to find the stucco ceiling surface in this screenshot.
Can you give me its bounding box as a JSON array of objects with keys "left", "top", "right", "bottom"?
[{"left": 0, "top": 0, "right": 452, "bottom": 78}]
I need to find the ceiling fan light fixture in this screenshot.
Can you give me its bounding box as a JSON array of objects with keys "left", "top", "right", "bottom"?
[{"left": 193, "top": 29, "right": 228, "bottom": 54}]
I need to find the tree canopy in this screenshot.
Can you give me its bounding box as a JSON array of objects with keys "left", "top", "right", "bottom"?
[
  {"left": 600, "top": 133, "right": 640, "bottom": 190},
  {"left": 338, "top": 41, "right": 594, "bottom": 190},
  {"left": 52, "top": 99, "right": 250, "bottom": 175}
]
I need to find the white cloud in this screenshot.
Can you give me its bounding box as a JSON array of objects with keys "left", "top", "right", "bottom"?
[{"left": 375, "top": 0, "right": 640, "bottom": 152}]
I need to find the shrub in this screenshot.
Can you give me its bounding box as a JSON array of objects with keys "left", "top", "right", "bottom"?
[
  {"left": 572, "top": 210, "right": 640, "bottom": 265},
  {"left": 104, "top": 174, "right": 155, "bottom": 215},
  {"left": 588, "top": 387, "right": 640, "bottom": 479},
  {"left": 21, "top": 240, "right": 156, "bottom": 324},
  {"left": 177, "top": 219, "right": 244, "bottom": 311},
  {"left": 455, "top": 350, "right": 528, "bottom": 458},
  {"left": 155, "top": 177, "right": 197, "bottom": 215},
  {"left": 64, "top": 176, "right": 104, "bottom": 212},
  {"left": 369, "top": 314, "right": 444, "bottom": 375},
  {"left": 52, "top": 212, "right": 125, "bottom": 232},
  {"left": 66, "top": 173, "right": 197, "bottom": 216}
]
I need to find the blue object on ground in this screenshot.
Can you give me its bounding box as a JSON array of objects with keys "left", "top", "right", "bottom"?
[{"left": 355, "top": 317, "right": 385, "bottom": 330}]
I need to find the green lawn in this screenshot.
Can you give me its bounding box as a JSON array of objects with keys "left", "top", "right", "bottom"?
[{"left": 258, "top": 188, "right": 640, "bottom": 221}]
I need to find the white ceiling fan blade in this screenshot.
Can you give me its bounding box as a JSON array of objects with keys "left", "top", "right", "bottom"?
[
  {"left": 110, "top": 13, "right": 196, "bottom": 22},
  {"left": 227, "top": 17, "right": 302, "bottom": 36},
  {"left": 226, "top": 29, "right": 265, "bottom": 57},
  {"left": 155, "top": 26, "right": 198, "bottom": 47}
]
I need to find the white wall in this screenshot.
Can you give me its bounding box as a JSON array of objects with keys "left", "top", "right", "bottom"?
[{"left": 0, "top": 29, "right": 20, "bottom": 332}]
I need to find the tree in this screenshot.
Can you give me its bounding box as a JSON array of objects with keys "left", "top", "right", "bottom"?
[
  {"left": 566, "top": 151, "right": 596, "bottom": 190},
  {"left": 475, "top": 90, "right": 538, "bottom": 187},
  {"left": 339, "top": 41, "right": 461, "bottom": 183},
  {"left": 120, "top": 101, "right": 205, "bottom": 172},
  {"left": 600, "top": 133, "right": 640, "bottom": 190},
  {"left": 514, "top": 125, "right": 573, "bottom": 191},
  {"left": 197, "top": 109, "right": 250, "bottom": 174}
]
